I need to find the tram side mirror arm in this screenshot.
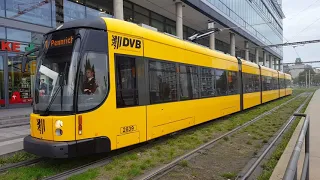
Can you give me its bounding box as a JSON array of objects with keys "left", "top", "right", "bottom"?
[{"left": 21, "top": 47, "right": 39, "bottom": 73}]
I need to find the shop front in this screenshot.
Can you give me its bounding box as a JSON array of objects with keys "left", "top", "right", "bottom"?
[{"left": 0, "top": 28, "right": 42, "bottom": 108}]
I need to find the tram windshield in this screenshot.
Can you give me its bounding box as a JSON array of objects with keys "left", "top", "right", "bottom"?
[
  {"left": 33, "top": 28, "right": 109, "bottom": 115},
  {"left": 33, "top": 29, "right": 82, "bottom": 113}
]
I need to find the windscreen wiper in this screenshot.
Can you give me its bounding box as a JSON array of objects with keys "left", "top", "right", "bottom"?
[
  {"left": 41, "top": 62, "right": 68, "bottom": 116},
  {"left": 41, "top": 84, "right": 62, "bottom": 116}
]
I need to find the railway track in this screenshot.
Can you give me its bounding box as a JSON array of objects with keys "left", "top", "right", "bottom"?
[
  {"left": 236, "top": 93, "right": 312, "bottom": 180},
  {"left": 0, "top": 157, "right": 45, "bottom": 174},
  {"left": 40, "top": 93, "right": 306, "bottom": 180},
  {"left": 137, "top": 93, "right": 310, "bottom": 180}
]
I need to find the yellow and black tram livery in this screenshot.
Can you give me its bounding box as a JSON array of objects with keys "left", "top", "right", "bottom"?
[{"left": 23, "top": 17, "right": 292, "bottom": 158}]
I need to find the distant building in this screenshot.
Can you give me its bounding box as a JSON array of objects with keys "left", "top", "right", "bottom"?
[
  {"left": 314, "top": 68, "right": 320, "bottom": 74},
  {"left": 284, "top": 58, "right": 311, "bottom": 79}
]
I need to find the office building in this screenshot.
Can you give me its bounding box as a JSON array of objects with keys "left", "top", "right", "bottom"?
[{"left": 0, "top": 0, "right": 284, "bottom": 108}]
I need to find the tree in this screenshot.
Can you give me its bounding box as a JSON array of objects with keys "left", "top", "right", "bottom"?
[
  {"left": 295, "top": 58, "right": 302, "bottom": 64},
  {"left": 296, "top": 67, "right": 315, "bottom": 86},
  {"left": 313, "top": 73, "right": 320, "bottom": 85}
]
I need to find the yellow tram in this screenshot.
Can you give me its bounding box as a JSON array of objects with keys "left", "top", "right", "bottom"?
[{"left": 23, "top": 17, "right": 292, "bottom": 158}]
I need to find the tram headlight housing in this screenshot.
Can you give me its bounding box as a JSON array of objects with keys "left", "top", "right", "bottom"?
[
  {"left": 55, "top": 128, "right": 63, "bottom": 136},
  {"left": 55, "top": 120, "right": 63, "bottom": 128}
]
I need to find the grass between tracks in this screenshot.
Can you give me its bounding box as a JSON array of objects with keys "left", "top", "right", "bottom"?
[
  {"left": 257, "top": 92, "right": 314, "bottom": 180},
  {"left": 0, "top": 89, "right": 308, "bottom": 180},
  {"left": 0, "top": 151, "right": 36, "bottom": 167},
  {"left": 70, "top": 91, "right": 308, "bottom": 180},
  {"left": 157, "top": 92, "right": 311, "bottom": 180}
]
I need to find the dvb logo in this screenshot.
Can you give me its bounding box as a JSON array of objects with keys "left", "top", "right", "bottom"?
[{"left": 112, "top": 35, "right": 142, "bottom": 49}]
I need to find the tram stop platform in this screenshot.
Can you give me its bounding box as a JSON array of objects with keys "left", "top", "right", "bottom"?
[
  {"left": 0, "top": 125, "right": 30, "bottom": 156},
  {"left": 0, "top": 107, "right": 32, "bottom": 120},
  {"left": 0, "top": 107, "right": 31, "bottom": 156},
  {"left": 271, "top": 89, "right": 320, "bottom": 180}
]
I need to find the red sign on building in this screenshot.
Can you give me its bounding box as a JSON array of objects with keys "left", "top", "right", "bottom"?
[{"left": 0, "top": 41, "right": 21, "bottom": 52}]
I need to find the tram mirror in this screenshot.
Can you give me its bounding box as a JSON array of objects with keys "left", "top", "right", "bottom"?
[
  {"left": 21, "top": 56, "right": 28, "bottom": 73},
  {"left": 21, "top": 47, "right": 39, "bottom": 73}
]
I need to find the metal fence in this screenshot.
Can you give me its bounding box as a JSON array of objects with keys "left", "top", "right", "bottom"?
[{"left": 283, "top": 113, "right": 310, "bottom": 180}]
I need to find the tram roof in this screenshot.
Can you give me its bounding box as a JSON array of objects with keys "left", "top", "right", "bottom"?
[{"left": 46, "top": 17, "right": 107, "bottom": 34}]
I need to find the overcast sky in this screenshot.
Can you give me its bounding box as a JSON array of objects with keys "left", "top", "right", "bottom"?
[{"left": 282, "top": 0, "right": 320, "bottom": 67}]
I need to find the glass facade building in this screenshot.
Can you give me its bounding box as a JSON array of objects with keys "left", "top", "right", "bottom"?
[
  {"left": 203, "top": 0, "right": 283, "bottom": 55},
  {"left": 0, "top": 0, "right": 284, "bottom": 108}
]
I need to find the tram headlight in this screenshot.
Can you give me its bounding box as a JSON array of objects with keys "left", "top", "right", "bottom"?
[
  {"left": 55, "top": 120, "right": 63, "bottom": 128},
  {"left": 55, "top": 128, "right": 63, "bottom": 136}
]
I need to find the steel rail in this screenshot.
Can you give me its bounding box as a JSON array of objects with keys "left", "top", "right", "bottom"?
[
  {"left": 0, "top": 157, "right": 45, "bottom": 173},
  {"left": 238, "top": 93, "right": 312, "bottom": 180},
  {"left": 43, "top": 156, "right": 114, "bottom": 180},
  {"left": 138, "top": 93, "right": 306, "bottom": 180}
]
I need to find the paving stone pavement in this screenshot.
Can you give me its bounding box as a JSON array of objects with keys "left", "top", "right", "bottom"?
[
  {"left": 0, "top": 107, "right": 32, "bottom": 119},
  {"left": 0, "top": 125, "right": 30, "bottom": 156}
]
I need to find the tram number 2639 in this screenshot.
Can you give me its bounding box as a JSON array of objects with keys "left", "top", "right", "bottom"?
[{"left": 120, "top": 125, "right": 137, "bottom": 134}]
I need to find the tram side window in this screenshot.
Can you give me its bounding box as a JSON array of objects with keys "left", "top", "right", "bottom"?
[
  {"left": 283, "top": 79, "right": 286, "bottom": 88},
  {"left": 271, "top": 77, "right": 276, "bottom": 90},
  {"left": 244, "top": 73, "right": 260, "bottom": 93},
  {"left": 279, "top": 78, "right": 282, "bottom": 89},
  {"left": 228, "top": 71, "right": 238, "bottom": 95},
  {"left": 274, "top": 77, "right": 279, "bottom": 89},
  {"left": 286, "top": 79, "right": 292, "bottom": 88},
  {"left": 78, "top": 52, "right": 109, "bottom": 111},
  {"left": 280, "top": 78, "right": 285, "bottom": 89},
  {"left": 115, "top": 56, "right": 139, "bottom": 108},
  {"left": 215, "top": 69, "right": 227, "bottom": 96},
  {"left": 254, "top": 75, "right": 260, "bottom": 92},
  {"left": 200, "top": 67, "right": 215, "bottom": 97},
  {"left": 243, "top": 73, "right": 254, "bottom": 93},
  {"left": 149, "top": 60, "right": 177, "bottom": 104},
  {"left": 262, "top": 76, "right": 272, "bottom": 91},
  {"left": 179, "top": 65, "right": 199, "bottom": 100}
]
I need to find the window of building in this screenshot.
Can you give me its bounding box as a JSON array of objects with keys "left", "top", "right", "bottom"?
[
  {"left": 151, "top": 19, "right": 164, "bottom": 32},
  {"left": 179, "top": 65, "right": 199, "bottom": 100},
  {"left": 151, "top": 12, "right": 164, "bottom": 22},
  {"left": 228, "top": 71, "right": 238, "bottom": 95},
  {"left": 124, "top": 8, "right": 133, "bottom": 22},
  {"left": 201, "top": 67, "right": 215, "bottom": 97},
  {"left": 134, "top": 4, "right": 149, "bottom": 16},
  {"left": 7, "top": 53, "right": 33, "bottom": 104},
  {"left": 0, "top": 0, "right": 4, "bottom": 17},
  {"left": 6, "top": 0, "right": 52, "bottom": 27},
  {"left": 123, "top": 1, "right": 133, "bottom": 22},
  {"left": 149, "top": 60, "right": 177, "bottom": 104},
  {"left": 115, "top": 55, "right": 138, "bottom": 108},
  {"left": 64, "top": 0, "right": 85, "bottom": 23},
  {"left": 86, "top": 0, "right": 113, "bottom": 17},
  {"left": 7, "top": 28, "right": 31, "bottom": 42},
  {"left": 133, "top": 5, "right": 149, "bottom": 25},
  {"left": 215, "top": 69, "right": 227, "bottom": 96},
  {"left": 78, "top": 52, "right": 109, "bottom": 111},
  {"left": 165, "top": 19, "right": 176, "bottom": 35},
  {"left": 134, "top": 12, "right": 149, "bottom": 25},
  {"left": 0, "top": 26, "right": 5, "bottom": 39}
]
